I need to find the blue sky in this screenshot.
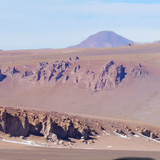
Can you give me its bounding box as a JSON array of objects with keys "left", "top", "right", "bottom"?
[{"left": 0, "top": 0, "right": 160, "bottom": 50}]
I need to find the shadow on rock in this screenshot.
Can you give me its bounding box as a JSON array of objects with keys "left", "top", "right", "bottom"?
[{"left": 0, "top": 69, "right": 6, "bottom": 82}]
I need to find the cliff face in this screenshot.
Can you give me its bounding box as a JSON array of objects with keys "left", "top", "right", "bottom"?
[{"left": 0, "top": 107, "right": 92, "bottom": 140}]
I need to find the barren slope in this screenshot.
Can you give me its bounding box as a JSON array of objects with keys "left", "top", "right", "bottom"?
[{"left": 0, "top": 43, "right": 160, "bottom": 126}]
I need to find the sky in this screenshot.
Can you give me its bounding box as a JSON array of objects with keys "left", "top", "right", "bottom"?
[{"left": 0, "top": 0, "right": 160, "bottom": 50}]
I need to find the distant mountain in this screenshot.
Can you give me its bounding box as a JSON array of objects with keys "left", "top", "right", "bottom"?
[{"left": 69, "top": 31, "right": 133, "bottom": 48}]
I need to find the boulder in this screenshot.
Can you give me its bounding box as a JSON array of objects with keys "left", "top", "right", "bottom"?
[
  {"left": 80, "top": 137, "right": 86, "bottom": 143},
  {"left": 87, "top": 139, "right": 94, "bottom": 144},
  {"left": 58, "top": 140, "right": 64, "bottom": 145},
  {"left": 150, "top": 132, "right": 158, "bottom": 139},
  {"left": 51, "top": 133, "right": 58, "bottom": 142},
  {"left": 46, "top": 133, "right": 58, "bottom": 142}
]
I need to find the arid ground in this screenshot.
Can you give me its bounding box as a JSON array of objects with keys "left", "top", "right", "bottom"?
[{"left": 0, "top": 43, "right": 160, "bottom": 159}]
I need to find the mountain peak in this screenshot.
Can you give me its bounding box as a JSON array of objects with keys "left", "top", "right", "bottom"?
[{"left": 69, "top": 31, "right": 133, "bottom": 48}]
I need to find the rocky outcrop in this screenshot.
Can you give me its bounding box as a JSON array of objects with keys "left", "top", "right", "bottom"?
[
  {"left": 10, "top": 67, "right": 19, "bottom": 76},
  {"left": 46, "top": 133, "right": 58, "bottom": 142},
  {"left": 21, "top": 60, "right": 71, "bottom": 83},
  {"left": 130, "top": 65, "right": 147, "bottom": 78},
  {"left": 140, "top": 128, "right": 158, "bottom": 139},
  {"left": 3, "top": 67, "right": 19, "bottom": 77},
  {"left": 22, "top": 70, "right": 34, "bottom": 78},
  {"left": 124, "top": 125, "right": 135, "bottom": 135},
  {"left": 0, "top": 58, "right": 148, "bottom": 91},
  {"left": 1, "top": 107, "right": 160, "bottom": 143},
  {"left": 114, "top": 128, "right": 126, "bottom": 136},
  {"left": 72, "top": 61, "right": 126, "bottom": 90},
  {"left": 94, "top": 62, "right": 126, "bottom": 90},
  {"left": 0, "top": 107, "right": 92, "bottom": 140},
  {"left": 71, "top": 65, "right": 81, "bottom": 74}
]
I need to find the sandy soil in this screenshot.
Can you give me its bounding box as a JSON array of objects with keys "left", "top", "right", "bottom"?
[
  {"left": 0, "top": 135, "right": 160, "bottom": 160},
  {"left": 0, "top": 148, "right": 159, "bottom": 160},
  {"left": 0, "top": 149, "right": 158, "bottom": 160},
  {"left": 0, "top": 139, "right": 160, "bottom": 160}
]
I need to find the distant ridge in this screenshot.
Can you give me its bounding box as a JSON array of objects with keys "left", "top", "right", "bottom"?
[{"left": 69, "top": 31, "right": 133, "bottom": 48}]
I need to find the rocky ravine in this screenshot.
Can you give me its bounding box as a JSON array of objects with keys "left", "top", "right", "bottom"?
[
  {"left": 0, "top": 57, "right": 148, "bottom": 91},
  {"left": 0, "top": 107, "right": 160, "bottom": 143}
]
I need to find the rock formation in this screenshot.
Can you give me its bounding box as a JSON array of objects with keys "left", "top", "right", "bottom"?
[
  {"left": 10, "top": 67, "right": 19, "bottom": 76},
  {"left": 0, "top": 107, "right": 92, "bottom": 140},
  {"left": 0, "top": 57, "right": 148, "bottom": 91},
  {"left": 114, "top": 128, "right": 126, "bottom": 136},
  {"left": 1, "top": 107, "right": 160, "bottom": 143},
  {"left": 94, "top": 62, "right": 126, "bottom": 90},
  {"left": 140, "top": 128, "right": 158, "bottom": 139},
  {"left": 22, "top": 60, "right": 71, "bottom": 83},
  {"left": 72, "top": 61, "right": 126, "bottom": 90},
  {"left": 3, "top": 66, "right": 19, "bottom": 77},
  {"left": 130, "top": 65, "right": 147, "bottom": 78}
]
